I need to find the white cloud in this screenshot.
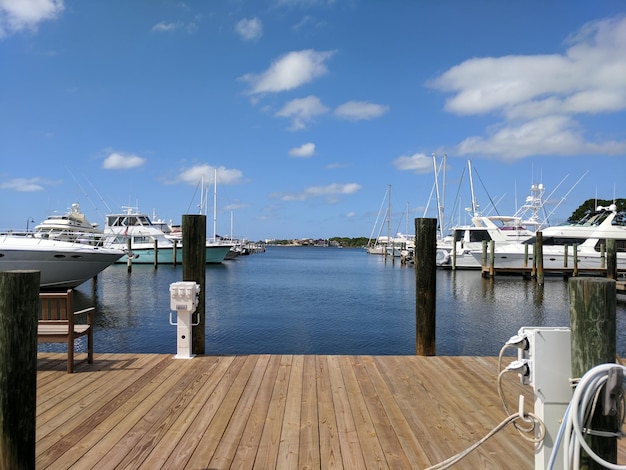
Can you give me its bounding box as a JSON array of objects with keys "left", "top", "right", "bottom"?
[
  {"left": 289, "top": 142, "right": 316, "bottom": 158},
  {"left": 0, "top": 0, "right": 64, "bottom": 38},
  {"left": 152, "top": 21, "right": 183, "bottom": 33},
  {"left": 392, "top": 153, "right": 433, "bottom": 174},
  {"left": 0, "top": 176, "right": 60, "bottom": 192},
  {"left": 334, "top": 101, "right": 389, "bottom": 121},
  {"left": 176, "top": 164, "right": 244, "bottom": 186},
  {"left": 235, "top": 17, "right": 263, "bottom": 41},
  {"left": 457, "top": 115, "right": 626, "bottom": 159},
  {"left": 429, "top": 15, "right": 626, "bottom": 159},
  {"left": 102, "top": 152, "right": 146, "bottom": 170},
  {"left": 239, "top": 49, "right": 335, "bottom": 94},
  {"left": 276, "top": 95, "right": 329, "bottom": 130},
  {"left": 271, "top": 182, "right": 362, "bottom": 202}
]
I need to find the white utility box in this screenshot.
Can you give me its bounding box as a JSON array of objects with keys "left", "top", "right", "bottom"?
[
  {"left": 169, "top": 281, "right": 201, "bottom": 359},
  {"left": 517, "top": 326, "right": 571, "bottom": 470}
]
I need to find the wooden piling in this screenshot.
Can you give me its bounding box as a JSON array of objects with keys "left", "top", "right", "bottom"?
[
  {"left": 415, "top": 218, "right": 436, "bottom": 356},
  {"left": 569, "top": 277, "right": 617, "bottom": 467},
  {"left": 481, "top": 240, "right": 488, "bottom": 275},
  {"left": 606, "top": 239, "right": 617, "bottom": 280},
  {"left": 524, "top": 243, "right": 529, "bottom": 268},
  {"left": 153, "top": 239, "right": 158, "bottom": 269},
  {"left": 126, "top": 238, "right": 132, "bottom": 273},
  {"left": 183, "top": 214, "right": 206, "bottom": 355},
  {"left": 173, "top": 239, "right": 178, "bottom": 266},
  {"left": 0, "top": 270, "right": 39, "bottom": 470},
  {"left": 488, "top": 240, "right": 495, "bottom": 278},
  {"left": 536, "top": 231, "right": 544, "bottom": 286}
]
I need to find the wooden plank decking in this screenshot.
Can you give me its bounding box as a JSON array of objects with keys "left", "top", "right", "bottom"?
[{"left": 36, "top": 353, "right": 623, "bottom": 469}]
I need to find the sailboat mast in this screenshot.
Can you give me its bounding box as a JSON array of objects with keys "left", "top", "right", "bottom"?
[
  {"left": 199, "top": 175, "right": 204, "bottom": 215},
  {"left": 387, "top": 184, "right": 391, "bottom": 256},
  {"left": 468, "top": 160, "right": 478, "bottom": 217},
  {"left": 213, "top": 169, "right": 217, "bottom": 240}
]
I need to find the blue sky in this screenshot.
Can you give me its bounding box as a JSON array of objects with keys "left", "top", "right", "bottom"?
[{"left": 1, "top": 1, "right": 625, "bottom": 241}]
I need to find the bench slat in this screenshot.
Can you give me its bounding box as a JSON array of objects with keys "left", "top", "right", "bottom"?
[{"left": 39, "top": 289, "right": 94, "bottom": 373}]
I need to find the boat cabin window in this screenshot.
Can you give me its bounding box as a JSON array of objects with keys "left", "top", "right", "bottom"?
[
  {"left": 523, "top": 236, "right": 587, "bottom": 246},
  {"left": 613, "top": 212, "right": 626, "bottom": 226},
  {"left": 106, "top": 215, "right": 152, "bottom": 227},
  {"left": 594, "top": 239, "right": 626, "bottom": 253},
  {"left": 468, "top": 230, "right": 492, "bottom": 243}
]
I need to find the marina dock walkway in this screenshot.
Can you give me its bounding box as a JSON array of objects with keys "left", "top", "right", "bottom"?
[{"left": 36, "top": 353, "right": 624, "bottom": 469}]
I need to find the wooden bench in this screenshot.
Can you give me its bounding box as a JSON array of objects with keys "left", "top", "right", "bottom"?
[{"left": 39, "top": 289, "right": 94, "bottom": 373}]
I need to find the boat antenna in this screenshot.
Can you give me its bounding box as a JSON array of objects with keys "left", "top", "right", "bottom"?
[
  {"left": 432, "top": 154, "right": 445, "bottom": 239},
  {"left": 468, "top": 160, "right": 479, "bottom": 217},
  {"left": 472, "top": 163, "right": 500, "bottom": 216},
  {"left": 185, "top": 179, "right": 201, "bottom": 214},
  {"left": 66, "top": 167, "right": 113, "bottom": 218},
  {"left": 544, "top": 170, "right": 589, "bottom": 222}
]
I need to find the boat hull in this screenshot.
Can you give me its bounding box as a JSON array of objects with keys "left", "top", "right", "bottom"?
[
  {"left": 0, "top": 236, "right": 124, "bottom": 288},
  {"left": 117, "top": 244, "right": 232, "bottom": 264},
  {"left": 471, "top": 245, "right": 626, "bottom": 271}
]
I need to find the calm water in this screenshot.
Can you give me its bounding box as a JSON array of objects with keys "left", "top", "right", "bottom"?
[{"left": 52, "top": 246, "right": 626, "bottom": 357}]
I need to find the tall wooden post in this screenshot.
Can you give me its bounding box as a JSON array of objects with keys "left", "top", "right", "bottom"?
[
  {"left": 0, "top": 270, "right": 39, "bottom": 470},
  {"left": 569, "top": 277, "right": 617, "bottom": 468},
  {"left": 606, "top": 239, "right": 616, "bottom": 280},
  {"left": 183, "top": 214, "right": 206, "bottom": 355},
  {"left": 488, "top": 240, "right": 495, "bottom": 278},
  {"left": 153, "top": 239, "right": 159, "bottom": 269},
  {"left": 415, "top": 218, "right": 436, "bottom": 356},
  {"left": 126, "top": 238, "right": 132, "bottom": 273},
  {"left": 536, "top": 231, "right": 544, "bottom": 285}
]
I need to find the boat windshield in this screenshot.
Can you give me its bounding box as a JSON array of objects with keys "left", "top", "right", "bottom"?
[
  {"left": 107, "top": 215, "right": 152, "bottom": 227},
  {"left": 523, "top": 236, "right": 587, "bottom": 246}
]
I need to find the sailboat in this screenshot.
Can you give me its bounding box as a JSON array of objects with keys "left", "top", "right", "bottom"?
[
  {"left": 435, "top": 161, "right": 551, "bottom": 269},
  {"left": 165, "top": 171, "right": 233, "bottom": 263}
]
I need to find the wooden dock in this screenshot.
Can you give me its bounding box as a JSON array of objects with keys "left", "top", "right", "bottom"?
[{"left": 35, "top": 352, "right": 626, "bottom": 469}]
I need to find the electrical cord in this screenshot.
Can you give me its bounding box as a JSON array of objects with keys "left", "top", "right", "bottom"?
[
  {"left": 425, "top": 340, "right": 546, "bottom": 469},
  {"left": 547, "top": 363, "right": 626, "bottom": 470},
  {"left": 424, "top": 412, "right": 544, "bottom": 470}
]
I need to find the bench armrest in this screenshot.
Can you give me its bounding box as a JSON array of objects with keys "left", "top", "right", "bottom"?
[{"left": 73, "top": 307, "right": 95, "bottom": 324}]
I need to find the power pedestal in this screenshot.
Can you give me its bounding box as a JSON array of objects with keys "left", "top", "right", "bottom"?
[
  {"left": 517, "top": 326, "right": 572, "bottom": 470},
  {"left": 169, "top": 281, "right": 201, "bottom": 359}
]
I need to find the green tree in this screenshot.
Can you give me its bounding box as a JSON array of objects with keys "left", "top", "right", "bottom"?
[{"left": 568, "top": 198, "right": 626, "bottom": 222}]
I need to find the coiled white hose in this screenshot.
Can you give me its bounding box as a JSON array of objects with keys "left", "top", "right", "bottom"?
[{"left": 548, "top": 363, "right": 625, "bottom": 470}]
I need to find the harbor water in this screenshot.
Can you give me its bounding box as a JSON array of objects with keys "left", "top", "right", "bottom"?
[{"left": 55, "top": 246, "right": 626, "bottom": 357}]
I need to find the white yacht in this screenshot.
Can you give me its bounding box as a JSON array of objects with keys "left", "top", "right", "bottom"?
[
  {"left": 436, "top": 184, "right": 546, "bottom": 269},
  {"left": 471, "top": 204, "right": 626, "bottom": 270},
  {"left": 0, "top": 233, "right": 124, "bottom": 288},
  {"left": 34, "top": 203, "right": 105, "bottom": 245},
  {"left": 104, "top": 207, "right": 231, "bottom": 264}
]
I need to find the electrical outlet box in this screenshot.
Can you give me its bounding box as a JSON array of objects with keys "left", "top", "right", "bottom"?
[
  {"left": 169, "top": 281, "right": 200, "bottom": 313},
  {"left": 517, "top": 326, "right": 571, "bottom": 402},
  {"left": 517, "top": 326, "right": 572, "bottom": 470}
]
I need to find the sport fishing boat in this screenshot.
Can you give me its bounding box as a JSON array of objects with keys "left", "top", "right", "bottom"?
[
  {"left": 34, "top": 203, "right": 106, "bottom": 245},
  {"left": 0, "top": 233, "right": 125, "bottom": 288},
  {"left": 435, "top": 183, "right": 545, "bottom": 269},
  {"left": 470, "top": 204, "right": 626, "bottom": 270},
  {"left": 104, "top": 207, "right": 231, "bottom": 264}
]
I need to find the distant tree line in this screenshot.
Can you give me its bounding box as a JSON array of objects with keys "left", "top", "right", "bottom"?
[
  {"left": 567, "top": 198, "right": 626, "bottom": 222},
  {"left": 329, "top": 237, "right": 369, "bottom": 248},
  {"left": 267, "top": 200, "right": 625, "bottom": 246}
]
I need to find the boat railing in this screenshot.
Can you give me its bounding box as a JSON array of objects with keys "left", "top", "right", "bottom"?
[
  {"left": 36, "top": 229, "right": 113, "bottom": 247},
  {"left": 0, "top": 230, "right": 121, "bottom": 249}
]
